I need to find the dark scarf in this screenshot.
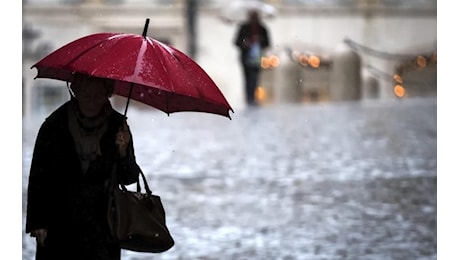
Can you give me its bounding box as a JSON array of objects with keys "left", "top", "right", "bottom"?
[{"left": 67, "top": 98, "right": 113, "bottom": 174}]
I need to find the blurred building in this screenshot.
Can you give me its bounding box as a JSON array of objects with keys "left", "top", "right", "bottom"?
[{"left": 23, "top": 0, "right": 436, "bottom": 117}]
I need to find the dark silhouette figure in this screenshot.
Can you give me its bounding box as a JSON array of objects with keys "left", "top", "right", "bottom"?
[
  {"left": 25, "top": 73, "right": 141, "bottom": 260},
  {"left": 234, "top": 10, "right": 271, "bottom": 106}
]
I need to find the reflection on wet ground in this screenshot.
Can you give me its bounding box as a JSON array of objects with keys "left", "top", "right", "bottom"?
[{"left": 22, "top": 97, "right": 436, "bottom": 259}]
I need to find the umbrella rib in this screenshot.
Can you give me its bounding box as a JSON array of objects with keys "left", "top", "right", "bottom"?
[
  {"left": 147, "top": 39, "right": 233, "bottom": 114},
  {"left": 64, "top": 34, "right": 122, "bottom": 70},
  {"left": 133, "top": 38, "right": 148, "bottom": 80},
  {"left": 122, "top": 37, "right": 149, "bottom": 115},
  {"left": 147, "top": 37, "right": 177, "bottom": 92},
  {"left": 152, "top": 39, "right": 215, "bottom": 104},
  {"left": 148, "top": 37, "right": 231, "bottom": 110}
]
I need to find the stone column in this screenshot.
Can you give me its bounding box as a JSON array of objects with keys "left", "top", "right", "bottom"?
[
  {"left": 23, "top": 61, "right": 37, "bottom": 119},
  {"left": 379, "top": 61, "right": 400, "bottom": 100},
  {"left": 84, "top": 0, "right": 102, "bottom": 3},
  {"left": 273, "top": 51, "right": 302, "bottom": 103},
  {"left": 259, "top": 68, "right": 275, "bottom": 103},
  {"left": 362, "top": 72, "right": 379, "bottom": 99},
  {"left": 329, "top": 43, "right": 361, "bottom": 101}
]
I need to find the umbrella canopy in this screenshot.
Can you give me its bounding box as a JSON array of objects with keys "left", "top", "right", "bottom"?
[
  {"left": 219, "top": 0, "right": 277, "bottom": 24},
  {"left": 32, "top": 19, "right": 234, "bottom": 119}
]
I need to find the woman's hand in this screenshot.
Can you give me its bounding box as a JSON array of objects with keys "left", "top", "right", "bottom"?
[
  {"left": 116, "top": 119, "right": 131, "bottom": 158},
  {"left": 31, "top": 229, "right": 47, "bottom": 247}
]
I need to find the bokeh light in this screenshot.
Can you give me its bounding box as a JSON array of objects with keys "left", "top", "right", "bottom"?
[
  {"left": 269, "top": 55, "right": 280, "bottom": 68},
  {"left": 308, "top": 55, "right": 320, "bottom": 68},
  {"left": 299, "top": 54, "right": 309, "bottom": 66},
  {"left": 261, "top": 55, "right": 280, "bottom": 69},
  {"left": 393, "top": 74, "right": 403, "bottom": 84},
  {"left": 255, "top": 86, "right": 267, "bottom": 103},
  {"left": 394, "top": 84, "right": 406, "bottom": 98},
  {"left": 416, "top": 56, "right": 426, "bottom": 68},
  {"left": 261, "top": 57, "right": 270, "bottom": 69}
]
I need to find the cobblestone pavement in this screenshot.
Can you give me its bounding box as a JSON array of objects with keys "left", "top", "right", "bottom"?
[{"left": 22, "top": 97, "right": 437, "bottom": 260}]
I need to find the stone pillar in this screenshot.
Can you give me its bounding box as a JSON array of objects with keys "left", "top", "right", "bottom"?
[
  {"left": 84, "top": 0, "right": 102, "bottom": 3},
  {"left": 362, "top": 73, "right": 379, "bottom": 99},
  {"left": 329, "top": 43, "right": 361, "bottom": 101},
  {"left": 259, "top": 69, "right": 275, "bottom": 103},
  {"left": 23, "top": 61, "right": 37, "bottom": 119},
  {"left": 379, "top": 62, "right": 400, "bottom": 100},
  {"left": 273, "top": 51, "right": 302, "bottom": 103}
]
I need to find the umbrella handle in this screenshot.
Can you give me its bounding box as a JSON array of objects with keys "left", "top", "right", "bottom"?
[{"left": 123, "top": 82, "right": 134, "bottom": 117}]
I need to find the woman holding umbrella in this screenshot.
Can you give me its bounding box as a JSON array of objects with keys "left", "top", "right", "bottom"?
[{"left": 25, "top": 73, "right": 141, "bottom": 259}]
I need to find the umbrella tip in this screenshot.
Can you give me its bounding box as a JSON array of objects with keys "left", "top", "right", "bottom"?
[
  {"left": 142, "top": 18, "right": 150, "bottom": 37},
  {"left": 226, "top": 109, "right": 234, "bottom": 120}
]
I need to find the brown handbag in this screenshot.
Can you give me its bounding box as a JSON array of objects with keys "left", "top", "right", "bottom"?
[{"left": 107, "top": 167, "right": 174, "bottom": 253}]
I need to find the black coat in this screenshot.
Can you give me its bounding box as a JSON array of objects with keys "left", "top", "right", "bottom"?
[
  {"left": 25, "top": 101, "right": 141, "bottom": 260},
  {"left": 234, "top": 22, "right": 271, "bottom": 65}
]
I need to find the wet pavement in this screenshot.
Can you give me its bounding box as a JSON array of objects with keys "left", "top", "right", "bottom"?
[{"left": 22, "top": 97, "right": 437, "bottom": 260}]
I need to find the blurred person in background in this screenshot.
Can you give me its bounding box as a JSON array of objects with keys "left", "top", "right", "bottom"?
[
  {"left": 25, "top": 73, "right": 141, "bottom": 259},
  {"left": 234, "top": 9, "right": 271, "bottom": 106}
]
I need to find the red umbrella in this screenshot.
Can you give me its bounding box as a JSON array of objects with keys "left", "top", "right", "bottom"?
[{"left": 31, "top": 18, "right": 234, "bottom": 119}]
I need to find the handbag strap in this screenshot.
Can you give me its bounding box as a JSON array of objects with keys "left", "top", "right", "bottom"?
[
  {"left": 109, "top": 119, "right": 153, "bottom": 195},
  {"left": 110, "top": 156, "right": 153, "bottom": 196},
  {"left": 136, "top": 168, "right": 153, "bottom": 195}
]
